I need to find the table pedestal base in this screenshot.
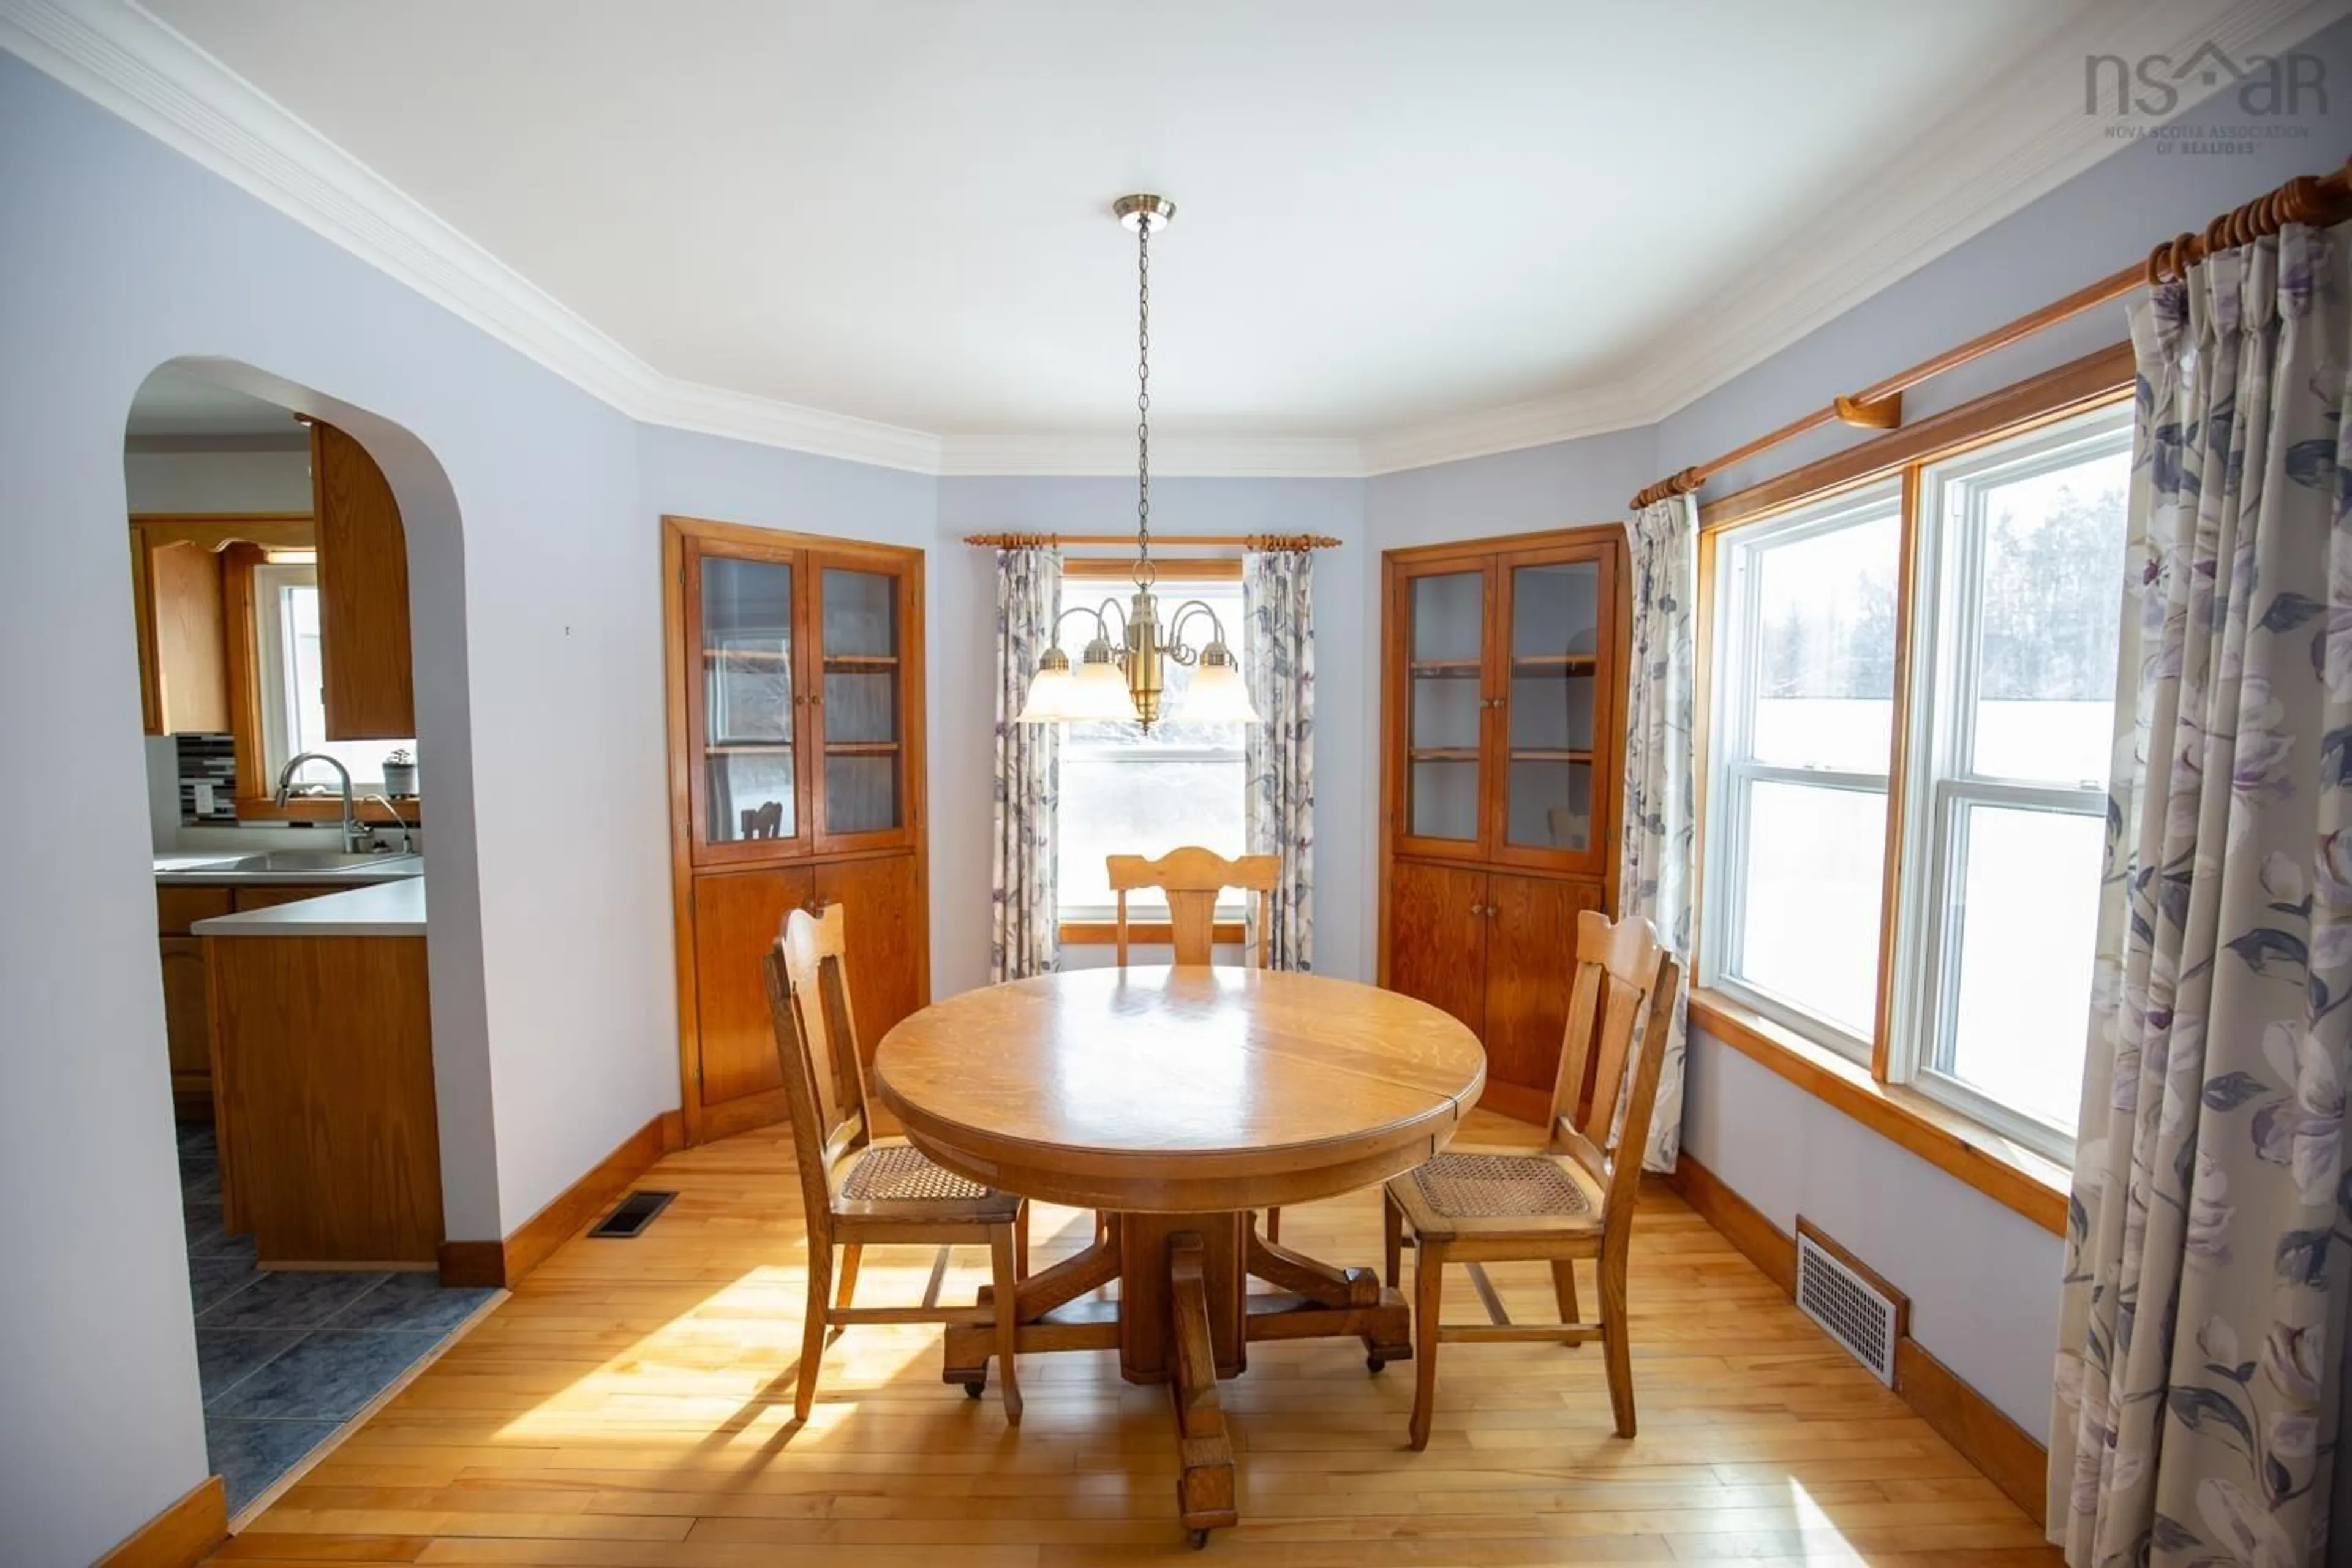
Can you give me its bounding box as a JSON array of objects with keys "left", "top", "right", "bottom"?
[{"left": 943, "top": 1210, "right": 1412, "bottom": 1544}]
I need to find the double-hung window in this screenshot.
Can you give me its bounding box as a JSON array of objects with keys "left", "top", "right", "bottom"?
[
  {"left": 1703, "top": 482, "right": 1904, "bottom": 1055},
  {"left": 1887, "top": 407, "right": 2130, "bottom": 1159},
  {"left": 1700, "top": 398, "right": 2131, "bottom": 1165},
  {"left": 1055, "top": 573, "right": 1250, "bottom": 924},
  {"left": 253, "top": 560, "right": 415, "bottom": 791}
]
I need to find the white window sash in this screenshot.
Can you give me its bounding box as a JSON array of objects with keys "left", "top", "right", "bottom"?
[
  {"left": 252, "top": 562, "right": 311, "bottom": 782},
  {"left": 1884, "top": 404, "right": 2132, "bottom": 1166},
  {"left": 1702, "top": 479, "right": 1903, "bottom": 1062}
]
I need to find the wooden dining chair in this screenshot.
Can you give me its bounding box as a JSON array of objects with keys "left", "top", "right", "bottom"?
[
  {"left": 1107, "top": 846, "right": 1287, "bottom": 1243},
  {"left": 764, "top": 902, "right": 1030, "bottom": 1422},
  {"left": 1108, "top": 847, "right": 1281, "bottom": 968},
  {"left": 1384, "top": 908, "right": 1680, "bottom": 1450}
]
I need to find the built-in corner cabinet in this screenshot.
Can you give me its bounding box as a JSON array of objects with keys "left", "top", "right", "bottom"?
[
  {"left": 1378, "top": 527, "right": 1628, "bottom": 1123},
  {"left": 662, "top": 515, "right": 930, "bottom": 1145}
]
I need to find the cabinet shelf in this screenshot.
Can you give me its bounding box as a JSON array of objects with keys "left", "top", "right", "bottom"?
[
  {"left": 1409, "top": 659, "right": 1483, "bottom": 678},
  {"left": 823, "top": 654, "right": 900, "bottom": 669},
  {"left": 703, "top": 646, "right": 794, "bottom": 665},
  {"left": 824, "top": 742, "right": 901, "bottom": 756},
  {"left": 1509, "top": 749, "right": 1594, "bottom": 763},
  {"left": 1512, "top": 654, "right": 1598, "bottom": 675},
  {"left": 1408, "top": 747, "right": 1481, "bottom": 762},
  {"left": 707, "top": 740, "right": 794, "bottom": 755}
]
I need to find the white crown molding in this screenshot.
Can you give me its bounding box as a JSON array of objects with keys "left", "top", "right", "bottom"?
[
  {"left": 940, "top": 430, "right": 1365, "bottom": 480},
  {"left": 0, "top": 0, "right": 945, "bottom": 473},
  {"left": 1354, "top": 0, "right": 2352, "bottom": 473},
  {"left": 1357, "top": 386, "right": 1651, "bottom": 477},
  {"left": 1595, "top": 0, "right": 2352, "bottom": 427},
  {"left": 7, "top": 0, "right": 2345, "bottom": 481}
]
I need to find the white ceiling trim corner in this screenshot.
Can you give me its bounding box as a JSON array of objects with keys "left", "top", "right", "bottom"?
[
  {"left": 7, "top": 0, "right": 2345, "bottom": 481},
  {"left": 938, "top": 431, "right": 1365, "bottom": 480}
]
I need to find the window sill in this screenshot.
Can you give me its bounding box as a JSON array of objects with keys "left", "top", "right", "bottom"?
[
  {"left": 1060, "top": 919, "right": 1246, "bottom": 947},
  {"left": 236, "top": 796, "right": 421, "bottom": 826},
  {"left": 1687, "top": 989, "right": 2068, "bottom": 1236}
]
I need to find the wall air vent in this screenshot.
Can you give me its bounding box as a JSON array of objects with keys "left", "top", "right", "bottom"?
[
  {"left": 589, "top": 1189, "right": 677, "bottom": 1238},
  {"left": 1793, "top": 1218, "right": 1906, "bottom": 1386}
]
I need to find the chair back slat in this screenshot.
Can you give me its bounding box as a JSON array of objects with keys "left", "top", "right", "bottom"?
[
  {"left": 1107, "top": 847, "right": 1281, "bottom": 967},
  {"left": 1551, "top": 1117, "right": 1611, "bottom": 1192},
  {"left": 766, "top": 904, "right": 871, "bottom": 1235},
  {"left": 1604, "top": 954, "right": 1683, "bottom": 1216},
  {"left": 1544, "top": 910, "right": 1669, "bottom": 1185}
]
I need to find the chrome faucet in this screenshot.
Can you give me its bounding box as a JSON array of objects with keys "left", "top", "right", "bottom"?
[
  {"left": 365, "top": 793, "right": 414, "bottom": 854},
  {"left": 275, "top": 753, "right": 363, "bottom": 853}
]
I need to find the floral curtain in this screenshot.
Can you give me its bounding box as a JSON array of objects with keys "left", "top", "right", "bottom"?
[
  {"left": 1618, "top": 495, "right": 1697, "bottom": 1172},
  {"left": 1244, "top": 549, "right": 1314, "bottom": 971},
  {"left": 2049, "top": 225, "right": 2352, "bottom": 1567},
  {"left": 992, "top": 547, "right": 1061, "bottom": 982}
]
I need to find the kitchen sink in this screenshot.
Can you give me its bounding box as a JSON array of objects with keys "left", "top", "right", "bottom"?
[{"left": 224, "top": 851, "right": 418, "bottom": 873}]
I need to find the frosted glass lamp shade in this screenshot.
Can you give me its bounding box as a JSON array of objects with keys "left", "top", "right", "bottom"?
[
  {"left": 1069, "top": 659, "right": 1143, "bottom": 722},
  {"left": 1178, "top": 652, "right": 1259, "bottom": 723},
  {"left": 1016, "top": 662, "right": 1080, "bottom": 723}
]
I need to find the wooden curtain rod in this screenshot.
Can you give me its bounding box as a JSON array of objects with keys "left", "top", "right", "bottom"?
[
  {"left": 1629, "top": 154, "right": 2352, "bottom": 512},
  {"left": 962, "top": 532, "right": 1343, "bottom": 551}
]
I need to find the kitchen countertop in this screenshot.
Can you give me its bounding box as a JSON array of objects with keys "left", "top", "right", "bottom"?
[
  {"left": 155, "top": 853, "right": 423, "bottom": 886},
  {"left": 192, "top": 877, "right": 427, "bottom": 937}
]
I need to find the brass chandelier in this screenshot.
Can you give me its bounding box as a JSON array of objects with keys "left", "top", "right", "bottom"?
[{"left": 1016, "top": 194, "right": 1257, "bottom": 731}]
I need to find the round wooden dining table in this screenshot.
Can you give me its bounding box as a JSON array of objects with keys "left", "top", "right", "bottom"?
[{"left": 872, "top": 964, "right": 1485, "bottom": 1545}]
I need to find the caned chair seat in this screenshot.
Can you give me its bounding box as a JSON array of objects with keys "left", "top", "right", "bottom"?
[
  {"left": 767, "top": 903, "right": 1029, "bottom": 1423},
  {"left": 1383, "top": 909, "right": 1682, "bottom": 1450},
  {"left": 837, "top": 1139, "right": 1020, "bottom": 1220},
  {"left": 1392, "top": 1147, "right": 1604, "bottom": 1239}
]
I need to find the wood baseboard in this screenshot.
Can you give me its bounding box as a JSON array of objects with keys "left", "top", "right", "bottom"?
[
  {"left": 95, "top": 1474, "right": 225, "bottom": 1568},
  {"left": 438, "top": 1109, "right": 685, "bottom": 1289},
  {"left": 1667, "top": 1152, "right": 2047, "bottom": 1527}
]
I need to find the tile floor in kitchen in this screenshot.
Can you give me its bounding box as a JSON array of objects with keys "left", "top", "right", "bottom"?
[{"left": 178, "top": 1120, "right": 496, "bottom": 1513}]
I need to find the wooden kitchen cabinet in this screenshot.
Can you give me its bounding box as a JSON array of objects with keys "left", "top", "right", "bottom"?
[
  {"left": 155, "top": 881, "right": 341, "bottom": 1121},
  {"left": 1379, "top": 526, "right": 1627, "bottom": 1122},
  {"left": 310, "top": 419, "right": 415, "bottom": 739},
  {"left": 130, "top": 530, "right": 230, "bottom": 736},
  {"left": 160, "top": 935, "right": 214, "bottom": 1117},
  {"left": 665, "top": 515, "right": 930, "bottom": 1145}
]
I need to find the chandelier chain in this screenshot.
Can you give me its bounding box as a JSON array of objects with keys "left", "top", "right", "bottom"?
[{"left": 1134, "top": 210, "right": 1155, "bottom": 592}]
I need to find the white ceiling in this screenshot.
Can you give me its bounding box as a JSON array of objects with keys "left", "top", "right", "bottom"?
[
  {"left": 31, "top": 0, "right": 2333, "bottom": 470},
  {"left": 124, "top": 363, "right": 303, "bottom": 440}
]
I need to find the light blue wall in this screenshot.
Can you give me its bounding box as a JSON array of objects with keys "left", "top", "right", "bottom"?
[
  {"left": 0, "top": 51, "right": 679, "bottom": 1564},
  {"left": 936, "top": 477, "right": 1372, "bottom": 983},
  {"left": 1661, "top": 13, "right": 2352, "bottom": 1440},
  {"left": 12, "top": 10, "right": 2352, "bottom": 1559}
]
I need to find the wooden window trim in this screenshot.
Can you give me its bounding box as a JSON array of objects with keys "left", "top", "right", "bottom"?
[
  {"left": 221, "top": 540, "right": 419, "bottom": 825},
  {"left": 1688, "top": 341, "right": 2135, "bottom": 1234},
  {"left": 1062, "top": 557, "right": 1242, "bottom": 582},
  {"left": 1060, "top": 919, "right": 1247, "bottom": 948},
  {"left": 1690, "top": 989, "right": 2067, "bottom": 1235},
  {"left": 1056, "top": 560, "right": 1248, "bottom": 938}
]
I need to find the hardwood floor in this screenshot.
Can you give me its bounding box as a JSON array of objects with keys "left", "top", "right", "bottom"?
[{"left": 207, "top": 1110, "right": 2059, "bottom": 1566}]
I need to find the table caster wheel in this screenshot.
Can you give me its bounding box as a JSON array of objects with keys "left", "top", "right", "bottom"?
[
  {"left": 1188, "top": 1528, "right": 1211, "bottom": 1550},
  {"left": 962, "top": 1380, "right": 986, "bottom": 1398},
  {"left": 1366, "top": 1355, "right": 1387, "bottom": 1374}
]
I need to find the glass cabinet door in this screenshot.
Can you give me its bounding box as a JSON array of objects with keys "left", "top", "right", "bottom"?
[
  {"left": 814, "top": 560, "right": 908, "bottom": 848},
  {"left": 1401, "top": 566, "right": 1489, "bottom": 853},
  {"left": 693, "top": 546, "right": 805, "bottom": 861},
  {"left": 1498, "top": 551, "right": 1608, "bottom": 869}
]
